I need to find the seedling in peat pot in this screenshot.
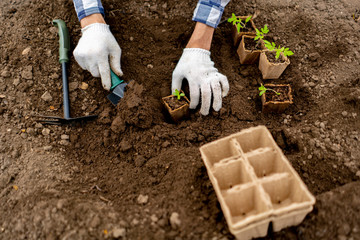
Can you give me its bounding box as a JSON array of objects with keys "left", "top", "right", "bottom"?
[
  {"left": 259, "top": 84, "right": 281, "bottom": 96},
  {"left": 162, "top": 89, "right": 190, "bottom": 123},
  {"left": 237, "top": 24, "right": 269, "bottom": 65},
  {"left": 263, "top": 41, "right": 294, "bottom": 60},
  {"left": 228, "top": 14, "right": 257, "bottom": 47},
  {"left": 173, "top": 89, "right": 185, "bottom": 100},
  {"left": 259, "top": 41, "right": 293, "bottom": 79},
  {"left": 228, "top": 14, "right": 252, "bottom": 33}
]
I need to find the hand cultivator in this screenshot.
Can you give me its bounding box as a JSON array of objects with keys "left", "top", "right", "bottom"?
[{"left": 36, "top": 20, "right": 97, "bottom": 125}]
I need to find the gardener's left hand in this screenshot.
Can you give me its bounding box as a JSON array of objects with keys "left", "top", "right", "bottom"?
[{"left": 172, "top": 48, "right": 229, "bottom": 115}]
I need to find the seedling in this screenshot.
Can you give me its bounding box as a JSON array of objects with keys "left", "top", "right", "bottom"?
[
  {"left": 254, "top": 25, "right": 269, "bottom": 42},
  {"left": 263, "top": 41, "right": 294, "bottom": 59},
  {"left": 259, "top": 84, "right": 281, "bottom": 96},
  {"left": 173, "top": 89, "right": 185, "bottom": 100},
  {"left": 228, "top": 13, "right": 252, "bottom": 33}
]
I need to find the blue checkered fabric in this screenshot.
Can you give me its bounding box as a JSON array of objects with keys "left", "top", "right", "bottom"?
[
  {"left": 73, "top": 0, "right": 105, "bottom": 21},
  {"left": 193, "top": 0, "right": 231, "bottom": 28}
]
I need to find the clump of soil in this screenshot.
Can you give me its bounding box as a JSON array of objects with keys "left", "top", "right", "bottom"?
[
  {"left": 244, "top": 37, "right": 262, "bottom": 51},
  {"left": 112, "top": 81, "right": 162, "bottom": 131},
  {"left": 266, "top": 51, "right": 287, "bottom": 64},
  {"left": 264, "top": 85, "right": 291, "bottom": 102},
  {"left": 164, "top": 96, "right": 188, "bottom": 110}
]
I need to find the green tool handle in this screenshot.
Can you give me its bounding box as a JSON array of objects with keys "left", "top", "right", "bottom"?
[
  {"left": 110, "top": 69, "right": 124, "bottom": 90},
  {"left": 53, "top": 19, "right": 70, "bottom": 64}
]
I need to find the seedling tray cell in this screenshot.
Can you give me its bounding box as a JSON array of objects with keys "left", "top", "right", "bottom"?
[
  {"left": 200, "top": 138, "right": 242, "bottom": 168},
  {"left": 199, "top": 125, "right": 315, "bottom": 240}
]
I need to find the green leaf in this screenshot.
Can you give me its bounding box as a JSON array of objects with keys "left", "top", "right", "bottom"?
[
  {"left": 263, "top": 24, "right": 269, "bottom": 34},
  {"left": 255, "top": 28, "right": 260, "bottom": 34},
  {"left": 259, "top": 90, "right": 266, "bottom": 96},
  {"left": 285, "top": 50, "right": 294, "bottom": 57},
  {"left": 180, "top": 93, "right": 185, "bottom": 97},
  {"left": 254, "top": 36, "right": 259, "bottom": 41},
  {"left": 275, "top": 50, "right": 281, "bottom": 59},
  {"left": 245, "top": 15, "right": 252, "bottom": 23},
  {"left": 258, "top": 84, "right": 267, "bottom": 91},
  {"left": 237, "top": 24, "right": 241, "bottom": 33},
  {"left": 276, "top": 92, "right": 281, "bottom": 95}
]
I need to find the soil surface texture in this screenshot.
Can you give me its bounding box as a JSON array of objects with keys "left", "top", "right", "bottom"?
[
  {"left": 264, "top": 85, "right": 290, "bottom": 102},
  {"left": 1, "top": 0, "right": 360, "bottom": 240},
  {"left": 265, "top": 51, "right": 286, "bottom": 64},
  {"left": 244, "top": 37, "right": 262, "bottom": 51}
]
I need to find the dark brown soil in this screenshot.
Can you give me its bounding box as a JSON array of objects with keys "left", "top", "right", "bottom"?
[
  {"left": 244, "top": 36, "right": 262, "bottom": 51},
  {"left": 266, "top": 51, "right": 286, "bottom": 64},
  {"left": 264, "top": 85, "right": 291, "bottom": 102},
  {"left": 1, "top": 0, "right": 360, "bottom": 239},
  {"left": 164, "top": 96, "right": 188, "bottom": 111}
]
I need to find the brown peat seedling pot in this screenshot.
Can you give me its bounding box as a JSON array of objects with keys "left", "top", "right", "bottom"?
[
  {"left": 237, "top": 35, "right": 264, "bottom": 64},
  {"left": 259, "top": 51, "right": 290, "bottom": 79},
  {"left": 261, "top": 84, "right": 293, "bottom": 113},
  {"left": 231, "top": 16, "right": 257, "bottom": 47},
  {"left": 162, "top": 91, "right": 190, "bottom": 123}
]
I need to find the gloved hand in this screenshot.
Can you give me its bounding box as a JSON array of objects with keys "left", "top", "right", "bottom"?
[
  {"left": 73, "top": 23, "right": 123, "bottom": 91},
  {"left": 172, "top": 48, "right": 229, "bottom": 115}
]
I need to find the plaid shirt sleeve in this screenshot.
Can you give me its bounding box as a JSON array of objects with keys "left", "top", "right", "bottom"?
[
  {"left": 192, "top": 0, "right": 231, "bottom": 28},
  {"left": 72, "top": 0, "right": 105, "bottom": 21}
]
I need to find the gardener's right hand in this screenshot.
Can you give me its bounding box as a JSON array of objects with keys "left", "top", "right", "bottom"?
[{"left": 73, "top": 14, "right": 123, "bottom": 91}]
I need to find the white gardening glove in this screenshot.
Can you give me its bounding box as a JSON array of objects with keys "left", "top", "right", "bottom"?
[
  {"left": 73, "top": 23, "right": 123, "bottom": 91},
  {"left": 172, "top": 48, "right": 229, "bottom": 115}
]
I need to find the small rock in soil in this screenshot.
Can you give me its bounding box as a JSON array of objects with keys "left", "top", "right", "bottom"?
[
  {"left": 137, "top": 194, "right": 148, "bottom": 204},
  {"left": 80, "top": 82, "right": 88, "bottom": 90},
  {"left": 21, "top": 66, "right": 33, "bottom": 80},
  {"left": 1, "top": 70, "right": 10, "bottom": 78},
  {"left": 170, "top": 212, "right": 181, "bottom": 229},
  {"left": 120, "top": 139, "right": 132, "bottom": 152},
  {"left": 61, "top": 134, "right": 69, "bottom": 140},
  {"left": 68, "top": 82, "right": 78, "bottom": 92},
  {"left": 134, "top": 155, "right": 146, "bottom": 167},
  {"left": 162, "top": 141, "right": 170, "bottom": 148},
  {"left": 13, "top": 78, "right": 20, "bottom": 86},
  {"left": 342, "top": 111, "right": 348, "bottom": 117},
  {"left": 44, "top": 146, "right": 52, "bottom": 151},
  {"left": 22, "top": 47, "right": 31, "bottom": 55},
  {"left": 112, "top": 227, "right": 126, "bottom": 238},
  {"left": 41, "top": 91, "right": 52, "bottom": 102},
  {"left": 111, "top": 116, "right": 126, "bottom": 133},
  {"left": 42, "top": 128, "right": 50, "bottom": 136},
  {"left": 60, "top": 140, "right": 69, "bottom": 146},
  {"left": 150, "top": 214, "right": 158, "bottom": 222}
]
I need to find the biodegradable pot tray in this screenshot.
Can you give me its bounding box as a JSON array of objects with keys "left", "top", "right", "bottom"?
[
  {"left": 162, "top": 91, "right": 190, "bottom": 122},
  {"left": 237, "top": 35, "right": 264, "bottom": 64},
  {"left": 259, "top": 51, "right": 290, "bottom": 79},
  {"left": 231, "top": 16, "right": 257, "bottom": 47},
  {"left": 261, "top": 84, "right": 293, "bottom": 113},
  {"left": 199, "top": 126, "right": 315, "bottom": 240}
]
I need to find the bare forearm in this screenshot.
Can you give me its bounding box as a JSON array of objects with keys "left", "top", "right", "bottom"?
[{"left": 186, "top": 22, "right": 215, "bottom": 50}]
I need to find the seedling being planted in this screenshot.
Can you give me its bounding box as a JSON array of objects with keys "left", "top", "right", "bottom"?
[
  {"left": 228, "top": 14, "right": 257, "bottom": 47},
  {"left": 260, "top": 84, "right": 293, "bottom": 113},
  {"left": 258, "top": 84, "right": 281, "bottom": 97},
  {"left": 162, "top": 89, "right": 190, "bottom": 123},
  {"left": 173, "top": 89, "right": 185, "bottom": 100}
]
